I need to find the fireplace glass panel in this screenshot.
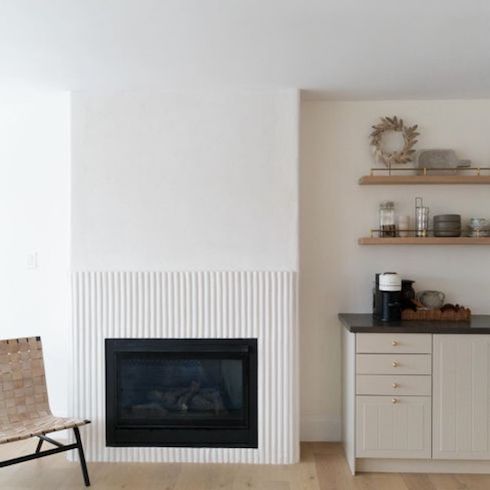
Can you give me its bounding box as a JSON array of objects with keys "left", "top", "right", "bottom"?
[{"left": 118, "top": 355, "right": 245, "bottom": 427}]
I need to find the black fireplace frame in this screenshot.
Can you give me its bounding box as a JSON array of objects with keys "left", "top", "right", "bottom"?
[{"left": 105, "top": 338, "right": 258, "bottom": 448}]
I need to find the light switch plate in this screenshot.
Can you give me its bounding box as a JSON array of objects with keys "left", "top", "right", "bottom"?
[{"left": 27, "top": 252, "right": 38, "bottom": 270}]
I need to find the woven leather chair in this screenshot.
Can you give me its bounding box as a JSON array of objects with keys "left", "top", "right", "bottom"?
[{"left": 0, "top": 337, "right": 91, "bottom": 486}]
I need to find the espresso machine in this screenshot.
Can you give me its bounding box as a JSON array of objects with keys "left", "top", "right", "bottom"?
[{"left": 373, "top": 272, "right": 402, "bottom": 322}]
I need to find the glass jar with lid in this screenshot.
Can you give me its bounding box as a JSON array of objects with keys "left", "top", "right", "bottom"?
[{"left": 379, "top": 201, "right": 396, "bottom": 237}]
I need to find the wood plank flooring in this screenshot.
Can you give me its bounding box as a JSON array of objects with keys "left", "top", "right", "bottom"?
[{"left": 1, "top": 439, "right": 490, "bottom": 489}]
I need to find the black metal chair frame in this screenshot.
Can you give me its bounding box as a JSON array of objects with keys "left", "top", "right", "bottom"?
[{"left": 0, "top": 426, "right": 91, "bottom": 487}]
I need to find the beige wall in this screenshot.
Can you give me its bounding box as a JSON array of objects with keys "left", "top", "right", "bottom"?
[{"left": 300, "top": 99, "right": 490, "bottom": 440}]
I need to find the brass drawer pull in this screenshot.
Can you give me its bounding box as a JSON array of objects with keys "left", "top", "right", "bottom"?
[{"left": 392, "top": 361, "right": 399, "bottom": 368}]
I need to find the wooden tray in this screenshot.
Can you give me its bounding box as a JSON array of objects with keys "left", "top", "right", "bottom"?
[{"left": 401, "top": 307, "right": 471, "bottom": 322}]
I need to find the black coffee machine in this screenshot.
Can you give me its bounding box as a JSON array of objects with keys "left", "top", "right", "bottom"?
[{"left": 373, "top": 272, "right": 402, "bottom": 322}]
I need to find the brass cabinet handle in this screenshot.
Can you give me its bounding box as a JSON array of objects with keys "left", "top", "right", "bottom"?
[
  {"left": 392, "top": 398, "right": 399, "bottom": 404},
  {"left": 392, "top": 340, "right": 399, "bottom": 346},
  {"left": 392, "top": 361, "right": 399, "bottom": 367},
  {"left": 392, "top": 383, "right": 399, "bottom": 389}
]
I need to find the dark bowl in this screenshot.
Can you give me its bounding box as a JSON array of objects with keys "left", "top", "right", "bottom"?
[
  {"left": 434, "top": 214, "right": 462, "bottom": 222},
  {"left": 434, "top": 230, "right": 462, "bottom": 237},
  {"left": 434, "top": 222, "right": 462, "bottom": 231}
]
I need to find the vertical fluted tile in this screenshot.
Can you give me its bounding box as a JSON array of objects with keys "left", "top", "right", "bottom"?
[{"left": 71, "top": 271, "right": 297, "bottom": 464}]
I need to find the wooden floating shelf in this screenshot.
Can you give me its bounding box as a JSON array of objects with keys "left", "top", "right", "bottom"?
[
  {"left": 359, "top": 237, "right": 490, "bottom": 245},
  {"left": 359, "top": 175, "right": 490, "bottom": 185}
]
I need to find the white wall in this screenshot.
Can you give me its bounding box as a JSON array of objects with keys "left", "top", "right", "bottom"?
[
  {"left": 5, "top": 93, "right": 488, "bottom": 443},
  {"left": 0, "top": 92, "right": 70, "bottom": 416},
  {"left": 300, "top": 99, "right": 490, "bottom": 441},
  {"left": 72, "top": 90, "right": 299, "bottom": 271},
  {"left": 70, "top": 89, "right": 300, "bottom": 461}
]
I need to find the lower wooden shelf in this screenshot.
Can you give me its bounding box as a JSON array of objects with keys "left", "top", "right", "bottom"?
[
  {"left": 359, "top": 175, "right": 490, "bottom": 185},
  {"left": 358, "top": 237, "right": 490, "bottom": 245}
]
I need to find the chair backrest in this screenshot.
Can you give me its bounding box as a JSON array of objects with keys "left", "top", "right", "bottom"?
[{"left": 0, "top": 337, "right": 51, "bottom": 425}]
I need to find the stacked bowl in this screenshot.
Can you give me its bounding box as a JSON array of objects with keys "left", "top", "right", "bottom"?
[
  {"left": 468, "top": 218, "right": 489, "bottom": 237},
  {"left": 433, "top": 214, "right": 461, "bottom": 237}
]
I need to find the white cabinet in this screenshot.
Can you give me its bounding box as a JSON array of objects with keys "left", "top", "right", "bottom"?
[
  {"left": 353, "top": 333, "right": 432, "bottom": 460},
  {"left": 433, "top": 334, "right": 490, "bottom": 460},
  {"left": 356, "top": 395, "right": 431, "bottom": 458},
  {"left": 342, "top": 326, "right": 490, "bottom": 474}
]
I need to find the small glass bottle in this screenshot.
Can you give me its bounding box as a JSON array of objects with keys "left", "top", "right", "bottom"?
[{"left": 379, "top": 201, "right": 396, "bottom": 237}]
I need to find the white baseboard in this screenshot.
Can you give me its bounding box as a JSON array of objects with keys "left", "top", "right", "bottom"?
[
  {"left": 300, "top": 415, "right": 341, "bottom": 441},
  {"left": 357, "top": 458, "right": 490, "bottom": 474}
]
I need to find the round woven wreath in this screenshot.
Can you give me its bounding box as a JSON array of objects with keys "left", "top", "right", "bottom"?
[{"left": 370, "top": 116, "right": 419, "bottom": 166}]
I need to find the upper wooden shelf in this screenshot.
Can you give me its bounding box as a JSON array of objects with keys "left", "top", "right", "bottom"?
[
  {"left": 359, "top": 175, "right": 490, "bottom": 185},
  {"left": 359, "top": 236, "right": 490, "bottom": 245}
]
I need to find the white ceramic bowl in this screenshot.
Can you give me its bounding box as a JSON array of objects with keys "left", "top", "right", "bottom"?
[{"left": 469, "top": 217, "right": 488, "bottom": 230}]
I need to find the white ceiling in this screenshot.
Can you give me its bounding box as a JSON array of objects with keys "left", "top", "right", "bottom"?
[{"left": 1, "top": 0, "right": 490, "bottom": 98}]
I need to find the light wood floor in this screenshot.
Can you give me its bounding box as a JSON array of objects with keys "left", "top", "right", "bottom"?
[{"left": 2, "top": 439, "right": 490, "bottom": 489}]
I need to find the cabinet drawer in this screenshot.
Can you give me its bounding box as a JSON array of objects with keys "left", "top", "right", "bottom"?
[
  {"left": 356, "top": 333, "right": 432, "bottom": 354},
  {"left": 356, "top": 395, "right": 431, "bottom": 458},
  {"left": 356, "top": 375, "right": 431, "bottom": 396},
  {"left": 356, "top": 354, "right": 431, "bottom": 375}
]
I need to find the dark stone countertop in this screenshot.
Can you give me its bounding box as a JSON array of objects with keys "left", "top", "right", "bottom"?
[{"left": 338, "top": 313, "right": 490, "bottom": 334}]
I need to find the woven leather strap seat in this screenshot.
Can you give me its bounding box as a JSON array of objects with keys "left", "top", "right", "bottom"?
[
  {"left": 0, "top": 414, "right": 89, "bottom": 445},
  {"left": 0, "top": 336, "right": 91, "bottom": 486}
]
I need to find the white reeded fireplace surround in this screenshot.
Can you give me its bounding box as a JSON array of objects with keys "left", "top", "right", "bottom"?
[{"left": 71, "top": 271, "right": 299, "bottom": 464}]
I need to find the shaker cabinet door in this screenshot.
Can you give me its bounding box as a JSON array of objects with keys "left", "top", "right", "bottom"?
[
  {"left": 356, "top": 396, "right": 431, "bottom": 458},
  {"left": 433, "top": 334, "right": 490, "bottom": 460}
]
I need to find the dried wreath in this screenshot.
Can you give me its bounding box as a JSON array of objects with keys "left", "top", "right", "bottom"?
[{"left": 370, "top": 116, "right": 419, "bottom": 166}]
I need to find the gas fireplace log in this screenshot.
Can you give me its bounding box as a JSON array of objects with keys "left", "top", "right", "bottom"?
[{"left": 149, "top": 382, "right": 227, "bottom": 414}]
